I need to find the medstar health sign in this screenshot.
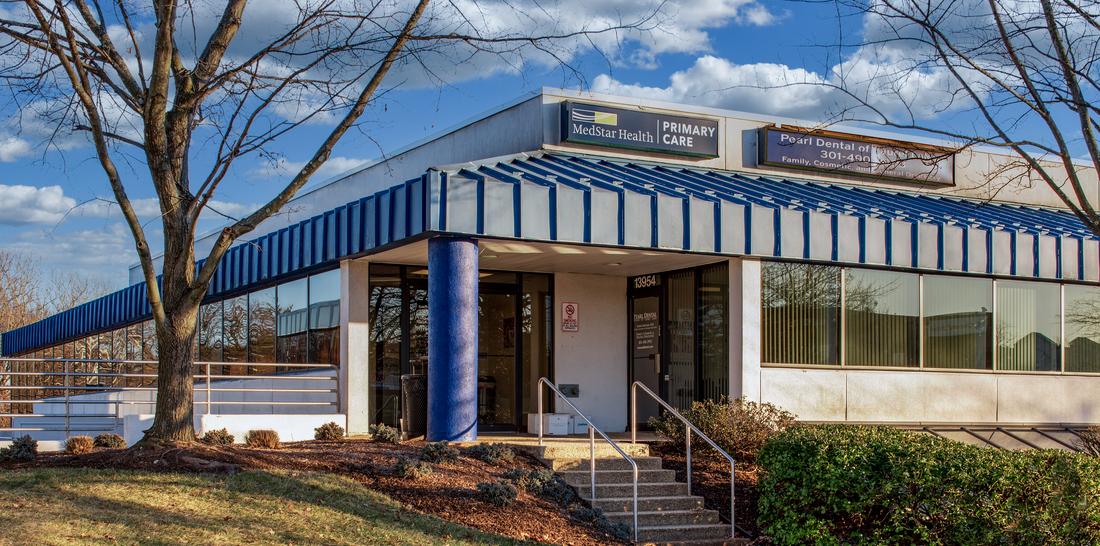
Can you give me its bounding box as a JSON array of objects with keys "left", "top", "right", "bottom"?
[{"left": 561, "top": 102, "right": 719, "bottom": 158}]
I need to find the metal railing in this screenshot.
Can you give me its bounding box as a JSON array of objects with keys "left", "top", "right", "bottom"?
[
  {"left": 537, "top": 377, "right": 639, "bottom": 542},
  {"left": 0, "top": 358, "right": 339, "bottom": 439},
  {"left": 631, "top": 380, "right": 736, "bottom": 540}
]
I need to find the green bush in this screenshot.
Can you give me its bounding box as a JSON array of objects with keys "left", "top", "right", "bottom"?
[
  {"left": 93, "top": 433, "right": 126, "bottom": 449},
  {"left": 1076, "top": 426, "right": 1100, "bottom": 457},
  {"left": 200, "top": 428, "right": 235, "bottom": 446},
  {"left": 314, "top": 422, "right": 345, "bottom": 441},
  {"left": 421, "top": 442, "right": 460, "bottom": 463},
  {"left": 65, "top": 436, "right": 95, "bottom": 454},
  {"left": 393, "top": 456, "right": 433, "bottom": 479},
  {"left": 10, "top": 435, "right": 37, "bottom": 462},
  {"left": 503, "top": 467, "right": 574, "bottom": 506},
  {"left": 758, "top": 425, "right": 1100, "bottom": 545},
  {"left": 650, "top": 396, "right": 795, "bottom": 464},
  {"left": 475, "top": 480, "right": 517, "bottom": 506},
  {"left": 368, "top": 424, "right": 400, "bottom": 444},
  {"left": 244, "top": 429, "right": 280, "bottom": 449},
  {"left": 465, "top": 443, "right": 515, "bottom": 465}
]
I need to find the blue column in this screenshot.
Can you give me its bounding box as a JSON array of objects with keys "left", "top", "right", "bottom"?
[{"left": 426, "top": 237, "right": 479, "bottom": 442}]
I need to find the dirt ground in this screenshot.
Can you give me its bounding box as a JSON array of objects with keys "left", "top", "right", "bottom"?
[{"left": 3, "top": 439, "right": 624, "bottom": 546}]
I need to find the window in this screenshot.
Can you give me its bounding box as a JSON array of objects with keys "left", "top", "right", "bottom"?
[
  {"left": 248, "top": 287, "right": 276, "bottom": 365},
  {"left": 1063, "top": 285, "right": 1100, "bottom": 373},
  {"left": 996, "top": 280, "right": 1060, "bottom": 372},
  {"left": 223, "top": 295, "right": 249, "bottom": 373},
  {"left": 698, "top": 262, "right": 730, "bottom": 402},
  {"left": 845, "top": 269, "right": 919, "bottom": 367},
  {"left": 368, "top": 264, "right": 403, "bottom": 427},
  {"left": 276, "top": 277, "right": 308, "bottom": 364},
  {"left": 762, "top": 262, "right": 841, "bottom": 365},
  {"left": 308, "top": 270, "right": 340, "bottom": 365},
  {"left": 922, "top": 276, "right": 992, "bottom": 369},
  {"left": 198, "top": 301, "right": 224, "bottom": 364}
]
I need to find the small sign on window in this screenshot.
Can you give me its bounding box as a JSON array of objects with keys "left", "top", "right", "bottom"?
[{"left": 561, "top": 302, "right": 580, "bottom": 332}]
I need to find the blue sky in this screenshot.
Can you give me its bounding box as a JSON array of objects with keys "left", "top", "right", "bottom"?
[{"left": 0, "top": 0, "right": 1087, "bottom": 290}]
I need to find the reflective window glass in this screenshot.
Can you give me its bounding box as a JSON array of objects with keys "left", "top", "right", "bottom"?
[
  {"left": 223, "top": 295, "right": 249, "bottom": 374},
  {"left": 308, "top": 270, "right": 340, "bottom": 365},
  {"left": 277, "top": 278, "right": 309, "bottom": 364},
  {"left": 248, "top": 287, "right": 276, "bottom": 366},
  {"left": 923, "top": 276, "right": 992, "bottom": 369},
  {"left": 369, "top": 264, "right": 402, "bottom": 427},
  {"left": 1065, "top": 284, "right": 1100, "bottom": 373},
  {"left": 198, "top": 302, "right": 224, "bottom": 364},
  {"left": 762, "top": 262, "right": 841, "bottom": 365},
  {"left": 996, "top": 280, "right": 1061, "bottom": 372},
  {"left": 845, "top": 269, "right": 920, "bottom": 367}
]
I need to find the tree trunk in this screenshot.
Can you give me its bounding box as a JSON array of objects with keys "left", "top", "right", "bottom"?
[{"left": 140, "top": 293, "right": 200, "bottom": 445}]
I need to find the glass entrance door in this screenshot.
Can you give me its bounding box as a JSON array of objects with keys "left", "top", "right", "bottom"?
[
  {"left": 630, "top": 275, "right": 662, "bottom": 427},
  {"left": 478, "top": 289, "right": 518, "bottom": 429}
]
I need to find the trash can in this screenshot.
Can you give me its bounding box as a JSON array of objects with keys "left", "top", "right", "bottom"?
[{"left": 400, "top": 374, "right": 427, "bottom": 439}]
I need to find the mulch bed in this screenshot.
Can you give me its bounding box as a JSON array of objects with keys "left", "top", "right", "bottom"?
[
  {"left": 1, "top": 439, "right": 624, "bottom": 546},
  {"left": 649, "top": 442, "right": 762, "bottom": 540}
]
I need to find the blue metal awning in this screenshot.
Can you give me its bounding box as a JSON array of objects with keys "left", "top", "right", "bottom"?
[{"left": 3, "top": 152, "right": 1097, "bottom": 355}]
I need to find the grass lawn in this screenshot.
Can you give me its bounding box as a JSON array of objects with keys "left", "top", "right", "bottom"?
[{"left": 0, "top": 468, "right": 538, "bottom": 546}]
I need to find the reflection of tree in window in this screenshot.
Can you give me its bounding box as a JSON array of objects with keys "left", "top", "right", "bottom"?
[
  {"left": 1065, "top": 285, "right": 1100, "bottom": 373},
  {"left": 368, "top": 266, "right": 402, "bottom": 428},
  {"left": 223, "top": 295, "right": 249, "bottom": 375},
  {"left": 198, "top": 302, "right": 224, "bottom": 374},
  {"left": 845, "top": 269, "right": 919, "bottom": 367},
  {"left": 762, "top": 262, "right": 841, "bottom": 365},
  {"left": 248, "top": 287, "right": 276, "bottom": 371},
  {"left": 923, "top": 276, "right": 992, "bottom": 370}
]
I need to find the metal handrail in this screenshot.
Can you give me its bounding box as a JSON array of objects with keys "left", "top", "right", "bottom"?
[
  {"left": 631, "top": 381, "right": 736, "bottom": 540},
  {"left": 0, "top": 358, "right": 339, "bottom": 439},
  {"left": 537, "top": 377, "right": 639, "bottom": 542}
]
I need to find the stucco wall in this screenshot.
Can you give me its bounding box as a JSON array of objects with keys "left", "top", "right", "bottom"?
[
  {"left": 757, "top": 367, "right": 1100, "bottom": 424},
  {"left": 552, "top": 273, "right": 628, "bottom": 432}
]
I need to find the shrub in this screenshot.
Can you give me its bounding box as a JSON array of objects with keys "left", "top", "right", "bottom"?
[
  {"left": 0, "top": 447, "right": 10, "bottom": 462},
  {"left": 10, "top": 435, "right": 37, "bottom": 462},
  {"left": 758, "top": 425, "right": 1100, "bottom": 545},
  {"left": 421, "top": 441, "right": 460, "bottom": 463},
  {"left": 368, "top": 423, "right": 400, "bottom": 444},
  {"left": 1076, "top": 426, "right": 1100, "bottom": 457},
  {"left": 503, "top": 467, "right": 574, "bottom": 506},
  {"left": 466, "top": 443, "right": 515, "bottom": 465},
  {"left": 475, "top": 480, "right": 517, "bottom": 506},
  {"left": 200, "top": 428, "right": 235, "bottom": 446},
  {"left": 393, "top": 456, "right": 433, "bottom": 479},
  {"left": 314, "top": 422, "right": 345, "bottom": 441},
  {"left": 244, "top": 429, "right": 280, "bottom": 449},
  {"left": 94, "top": 433, "right": 126, "bottom": 449},
  {"left": 65, "top": 436, "right": 95, "bottom": 454},
  {"left": 650, "top": 396, "right": 795, "bottom": 464}
]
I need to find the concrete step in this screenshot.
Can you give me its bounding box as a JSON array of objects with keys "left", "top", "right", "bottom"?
[
  {"left": 579, "top": 481, "right": 688, "bottom": 499},
  {"left": 640, "top": 539, "right": 751, "bottom": 546},
  {"left": 589, "top": 495, "right": 705, "bottom": 513},
  {"left": 534, "top": 443, "right": 650, "bottom": 460},
  {"left": 605, "top": 509, "right": 720, "bottom": 527},
  {"left": 560, "top": 469, "right": 676, "bottom": 486},
  {"left": 637, "top": 524, "right": 735, "bottom": 543},
  {"left": 545, "top": 455, "right": 664, "bottom": 471}
]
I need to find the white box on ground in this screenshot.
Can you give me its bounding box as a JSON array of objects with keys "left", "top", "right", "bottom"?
[
  {"left": 526, "top": 413, "right": 571, "bottom": 435},
  {"left": 570, "top": 417, "right": 589, "bottom": 435}
]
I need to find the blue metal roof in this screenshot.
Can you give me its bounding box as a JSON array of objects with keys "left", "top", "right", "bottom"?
[{"left": 3, "top": 152, "right": 1097, "bottom": 356}]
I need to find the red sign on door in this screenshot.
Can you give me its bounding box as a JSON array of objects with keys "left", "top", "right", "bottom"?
[{"left": 561, "top": 302, "right": 579, "bottom": 332}]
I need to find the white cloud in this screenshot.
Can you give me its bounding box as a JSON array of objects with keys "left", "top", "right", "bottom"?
[
  {"left": 0, "top": 184, "right": 77, "bottom": 225},
  {"left": 592, "top": 47, "right": 976, "bottom": 123},
  {"left": 0, "top": 136, "right": 31, "bottom": 162},
  {"left": 251, "top": 155, "right": 371, "bottom": 180},
  {"left": 3, "top": 223, "right": 136, "bottom": 285}
]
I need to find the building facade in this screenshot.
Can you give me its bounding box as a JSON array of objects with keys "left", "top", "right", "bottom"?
[{"left": 5, "top": 89, "right": 1100, "bottom": 442}]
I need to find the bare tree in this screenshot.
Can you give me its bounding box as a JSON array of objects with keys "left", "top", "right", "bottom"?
[
  {"left": 0, "top": 0, "right": 656, "bottom": 445},
  {"left": 790, "top": 0, "right": 1100, "bottom": 233}
]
